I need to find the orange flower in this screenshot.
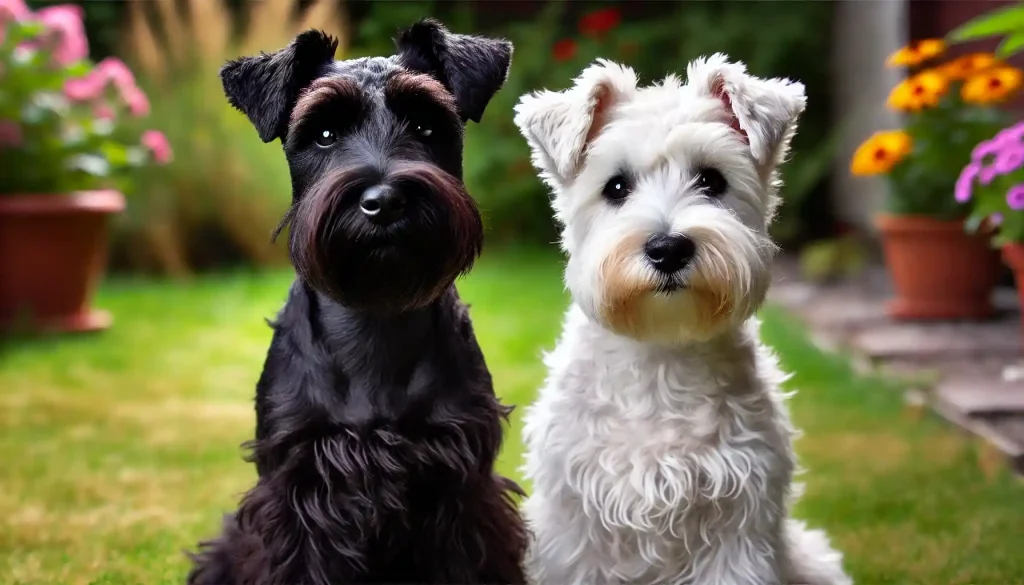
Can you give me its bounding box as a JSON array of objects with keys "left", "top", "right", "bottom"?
[
  {"left": 886, "top": 39, "right": 945, "bottom": 67},
  {"left": 961, "top": 66, "right": 1024, "bottom": 104},
  {"left": 850, "top": 130, "right": 913, "bottom": 176},
  {"left": 886, "top": 70, "right": 949, "bottom": 112},
  {"left": 938, "top": 53, "right": 1000, "bottom": 80}
]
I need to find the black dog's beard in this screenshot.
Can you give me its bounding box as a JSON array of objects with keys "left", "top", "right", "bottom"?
[{"left": 284, "top": 163, "right": 483, "bottom": 312}]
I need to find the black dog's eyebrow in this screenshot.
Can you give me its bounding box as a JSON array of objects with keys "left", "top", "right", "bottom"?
[
  {"left": 290, "top": 77, "right": 365, "bottom": 127},
  {"left": 384, "top": 72, "right": 459, "bottom": 121}
]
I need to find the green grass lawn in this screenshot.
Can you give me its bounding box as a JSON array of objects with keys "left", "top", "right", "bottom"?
[{"left": 1, "top": 246, "right": 1022, "bottom": 585}]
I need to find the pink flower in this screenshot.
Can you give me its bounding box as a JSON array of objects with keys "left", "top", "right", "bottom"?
[
  {"left": 0, "top": 119, "right": 23, "bottom": 148},
  {"left": 94, "top": 104, "right": 115, "bottom": 121},
  {"left": 1007, "top": 185, "right": 1024, "bottom": 210},
  {"left": 35, "top": 4, "right": 88, "bottom": 65},
  {"left": 141, "top": 130, "right": 172, "bottom": 164},
  {"left": 63, "top": 73, "right": 105, "bottom": 102},
  {"left": 955, "top": 162, "right": 981, "bottom": 203},
  {"left": 991, "top": 212, "right": 1004, "bottom": 226},
  {"left": 0, "top": 0, "right": 30, "bottom": 22},
  {"left": 124, "top": 87, "right": 150, "bottom": 117},
  {"left": 95, "top": 58, "right": 136, "bottom": 92}
]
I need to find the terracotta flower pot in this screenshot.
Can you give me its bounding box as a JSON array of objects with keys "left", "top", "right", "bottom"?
[
  {"left": 0, "top": 191, "right": 125, "bottom": 333},
  {"left": 875, "top": 214, "right": 1001, "bottom": 321}
]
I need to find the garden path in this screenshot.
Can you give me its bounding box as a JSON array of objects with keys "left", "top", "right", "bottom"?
[{"left": 769, "top": 258, "right": 1024, "bottom": 476}]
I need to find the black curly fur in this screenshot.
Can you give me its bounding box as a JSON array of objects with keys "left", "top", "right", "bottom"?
[
  {"left": 186, "top": 286, "right": 528, "bottom": 585},
  {"left": 186, "top": 18, "right": 524, "bottom": 585}
]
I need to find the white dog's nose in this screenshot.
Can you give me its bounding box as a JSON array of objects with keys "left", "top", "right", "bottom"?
[{"left": 644, "top": 233, "right": 694, "bottom": 274}]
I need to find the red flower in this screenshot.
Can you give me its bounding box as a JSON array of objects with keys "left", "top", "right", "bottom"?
[
  {"left": 552, "top": 39, "right": 577, "bottom": 62},
  {"left": 579, "top": 7, "right": 621, "bottom": 37}
]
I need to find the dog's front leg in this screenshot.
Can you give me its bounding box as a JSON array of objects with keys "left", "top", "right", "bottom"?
[{"left": 682, "top": 453, "right": 789, "bottom": 585}]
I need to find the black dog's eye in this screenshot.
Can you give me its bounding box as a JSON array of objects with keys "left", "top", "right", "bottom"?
[
  {"left": 414, "top": 124, "right": 433, "bottom": 138},
  {"left": 602, "top": 174, "right": 632, "bottom": 204},
  {"left": 696, "top": 168, "right": 728, "bottom": 197},
  {"left": 315, "top": 129, "right": 337, "bottom": 148}
]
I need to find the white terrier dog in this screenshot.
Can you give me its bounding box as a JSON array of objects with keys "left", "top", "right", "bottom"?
[{"left": 513, "top": 55, "right": 852, "bottom": 585}]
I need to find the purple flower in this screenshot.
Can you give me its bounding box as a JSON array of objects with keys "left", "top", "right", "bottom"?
[
  {"left": 978, "top": 145, "right": 1024, "bottom": 184},
  {"left": 956, "top": 162, "right": 981, "bottom": 202},
  {"left": 991, "top": 212, "right": 1004, "bottom": 226},
  {"left": 994, "top": 146, "right": 1024, "bottom": 174},
  {"left": 995, "top": 121, "right": 1024, "bottom": 148},
  {"left": 972, "top": 137, "right": 1002, "bottom": 165},
  {"left": 1007, "top": 185, "right": 1024, "bottom": 210}
]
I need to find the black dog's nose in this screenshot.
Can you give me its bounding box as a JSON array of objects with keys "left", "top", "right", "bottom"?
[
  {"left": 644, "top": 233, "right": 695, "bottom": 274},
  {"left": 359, "top": 185, "right": 407, "bottom": 224}
]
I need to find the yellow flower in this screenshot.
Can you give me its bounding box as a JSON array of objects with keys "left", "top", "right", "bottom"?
[
  {"left": 938, "top": 53, "right": 1000, "bottom": 80},
  {"left": 886, "top": 70, "right": 949, "bottom": 112},
  {"left": 886, "top": 39, "right": 945, "bottom": 67},
  {"left": 961, "top": 66, "right": 1024, "bottom": 104},
  {"left": 850, "top": 130, "right": 913, "bottom": 176}
]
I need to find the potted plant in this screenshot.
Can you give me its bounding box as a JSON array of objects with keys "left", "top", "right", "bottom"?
[
  {"left": 947, "top": 1, "right": 1024, "bottom": 332},
  {"left": 956, "top": 122, "right": 1024, "bottom": 323},
  {"left": 0, "top": 1, "right": 170, "bottom": 333},
  {"left": 850, "top": 39, "right": 1017, "bottom": 320}
]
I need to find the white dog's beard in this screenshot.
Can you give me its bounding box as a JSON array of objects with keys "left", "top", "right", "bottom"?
[{"left": 589, "top": 225, "right": 773, "bottom": 343}]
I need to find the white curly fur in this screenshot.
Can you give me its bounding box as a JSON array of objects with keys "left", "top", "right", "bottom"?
[{"left": 514, "top": 55, "right": 852, "bottom": 585}]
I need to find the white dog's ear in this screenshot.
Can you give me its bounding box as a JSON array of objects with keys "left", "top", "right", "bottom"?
[
  {"left": 514, "top": 59, "right": 638, "bottom": 186},
  {"left": 687, "top": 53, "right": 806, "bottom": 168}
]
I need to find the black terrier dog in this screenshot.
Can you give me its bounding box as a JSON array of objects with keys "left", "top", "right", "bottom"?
[{"left": 185, "top": 19, "right": 527, "bottom": 585}]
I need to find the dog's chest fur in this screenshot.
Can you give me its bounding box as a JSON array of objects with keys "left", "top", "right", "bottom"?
[
  {"left": 198, "top": 282, "right": 526, "bottom": 584},
  {"left": 523, "top": 305, "right": 798, "bottom": 584}
]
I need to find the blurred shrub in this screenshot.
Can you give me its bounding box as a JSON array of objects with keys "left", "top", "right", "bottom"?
[
  {"left": 26, "top": 0, "right": 123, "bottom": 60},
  {"left": 0, "top": 3, "right": 167, "bottom": 196},
  {"left": 320, "top": 0, "right": 838, "bottom": 246},
  {"left": 456, "top": 1, "right": 838, "bottom": 245},
  {"left": 103, "top": 0, "right": 837, "bottom": 273},
  {"left": 109, "top": 0, "right": 349, "bottom": 276}
]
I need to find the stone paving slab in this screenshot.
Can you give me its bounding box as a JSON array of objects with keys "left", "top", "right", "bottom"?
[
  {"left": 769, "top": 258, "right": 1024, "bottom": 475},
  {"left": 851, "top": 320, "right": 1022, "bottom": 362},
  {"left": 934, "top": 374, "right": 1024, "bottom": 415}
]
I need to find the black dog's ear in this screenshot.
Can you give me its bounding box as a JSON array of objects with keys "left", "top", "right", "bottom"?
[
  {"left": 220, "top": 29, "right": 339, "bottom": 143},
  {"left": 395, "top": 18, "right": 513, "bottom": 123}
]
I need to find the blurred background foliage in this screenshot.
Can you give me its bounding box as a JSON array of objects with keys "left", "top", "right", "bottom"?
[{"left": 43, "top": 0, "right": 838, "bottom": 276}]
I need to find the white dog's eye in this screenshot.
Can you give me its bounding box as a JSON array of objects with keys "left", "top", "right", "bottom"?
[
  {"left": 315, "top": 129, "right": 337, "bottom": 148},
  {"left": 696, "top": 168, "right": 728, "bottom": 197},
  {"left": 602, "top": 174, "right": 633, "bottom": 204}
]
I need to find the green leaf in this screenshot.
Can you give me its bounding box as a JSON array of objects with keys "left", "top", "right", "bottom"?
[
  {"left": 64, "top": 62, "right": 92, "bottom": 78},
  {"left": 997, "top": 31, "right": 1024, "bottom": 57},
  {"left": 948, "top": 3, "right": 1024, "bottom": 43},
  {"left": 100, "top": 143, "right": 130, "bottom": 167}
]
